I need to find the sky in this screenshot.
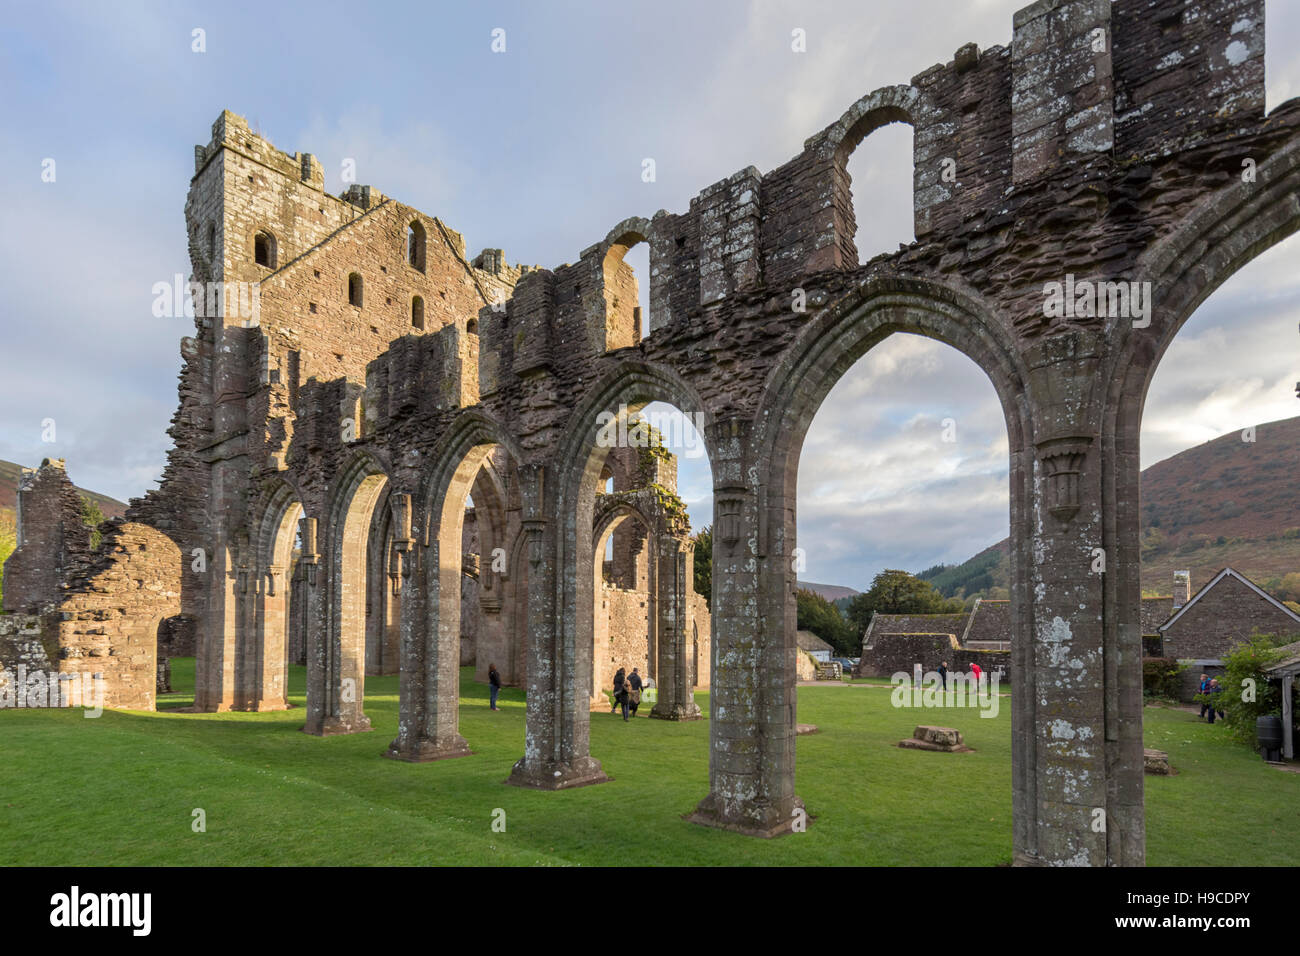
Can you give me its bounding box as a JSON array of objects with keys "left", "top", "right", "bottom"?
[{"left": 1, "top": 1, "right": 1297, "bottom": 592}]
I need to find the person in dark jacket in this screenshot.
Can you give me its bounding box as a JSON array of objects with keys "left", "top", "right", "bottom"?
[
  {"left": 1206, "top": 678, "right": 1224, "bottom": 723},
  {"left": 627, "top": 667, "right": 644, "bottom": 717},
  {"left": 488, "top": 663, "right": 501, "bottom": 711},
  {"left": 612, "top": 668, "right": 627, "bottom": 718},
  {"left": 938, "top": 661, "right": 948, "bottom": 692}
]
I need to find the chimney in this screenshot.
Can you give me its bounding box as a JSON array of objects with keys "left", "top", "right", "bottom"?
[{"left": 1173, "top": 570, "right": 1191, "bottom": 609}]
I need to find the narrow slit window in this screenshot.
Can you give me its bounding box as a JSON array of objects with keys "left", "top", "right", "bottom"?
[
  {"left": 408, "top": 220, "right": 426, "bottom": 271},
  {"left": 348, "top": 273, "right": 363, "bottom": 308}
]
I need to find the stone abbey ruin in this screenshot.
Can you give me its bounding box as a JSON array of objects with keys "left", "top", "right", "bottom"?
[{"left": 3, "top": 0, "right": 1299, "bottom": 866}]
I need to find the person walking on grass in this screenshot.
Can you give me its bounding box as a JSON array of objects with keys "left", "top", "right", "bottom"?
[
  {"left": 938, "top": 661, "right": 948, "bottom": 693},
  {"left": 627, "top": 667, "right": 644, "bottom": 718},
  {"left": 1206, "top": 678, "right": 1225, "bottom": 724},
  {"left": 612, "top": 667, "right": 627, "bottom": 719},
  {"left": 970, "top": 661, "right": 983, "bottom": 695},
  {"left": 488, "top": 663, "right": 501, "bottom": 711},
  {"left": 1197, "top": 673, "right": 1210, "bottom": 718}
]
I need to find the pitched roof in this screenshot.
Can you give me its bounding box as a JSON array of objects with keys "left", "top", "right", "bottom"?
[
  {"left": 1159, "top": 567, "right": 1300, "bottom": 633},
  {"left": 1264, "top": 640, "right": 1300, "bottom": 675},
  {"left": 962, "top": 599, "right": 1011, "bottom": 644},
  {"left": 796, "top": 630, "right": 833, "bottom": 653},
  {"left": 865, "top": 612, "right": 968, "bottom": 645}
]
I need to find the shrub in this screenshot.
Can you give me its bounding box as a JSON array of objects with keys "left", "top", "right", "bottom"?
[
  {"left": 1211, "top": 637, "right": 1300, "bottom": 748},
  {"left": 1142, "top": 657, "right": 1183, "bottom": 701}
]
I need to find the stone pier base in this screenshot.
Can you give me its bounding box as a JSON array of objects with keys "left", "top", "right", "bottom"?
[
  {"left": 305, "top": 714, "right": 372, "bottom": 736},
  {"left": 505, "top": 756, "right": 609, "bottom": 790},
  {"left": 385, "top": 735, "right": 473, "bottom": 762},
  {"left": 687, "top": 793, "right": 807, "bottom": 838}
]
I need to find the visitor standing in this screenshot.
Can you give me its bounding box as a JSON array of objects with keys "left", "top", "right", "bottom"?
[
  {"left": 970, "top": 661, "right": 983, "bottom": 694},
  {"left": 1207, "top": 678, "right": 1224, "bottom": 723},
  {"left": 628, "top": 667, "right": 644, "bottom": 717},
  {"left": 612, "top": 667, "right": 627, "bottom": 718},
  {"left": 938, "top": 661, "right": 948, "bottom": 692},
  {"left": 488, "top": 663, "right": 501, "bottom": 711}
]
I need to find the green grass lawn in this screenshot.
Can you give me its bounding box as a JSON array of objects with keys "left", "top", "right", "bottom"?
[{"left": 0, "top": 660, "right": 1294, "bottom": 865}]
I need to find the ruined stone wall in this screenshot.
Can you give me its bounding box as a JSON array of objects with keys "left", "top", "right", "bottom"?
[
  {"left": 600, "top": 585, "right": 650, "bottom": 693},
  {"left": 858, "top": 632, "right": 1011, "bottom": 680},
  {"left": 51, "top": 523, "right": 182, "bottom": 711},
  {"left": 1162, "top": 574, "right": 1300, "bottom": 661},
  {"left": 3, "top": 459, "right": 93, "bottom": 614},
  {"left": 1, "top": 522, "right": 181, "bottom": 711},
  {"left": 0, "top": 612, "right": 58, "bottom": 703},
  {"left": 65, "top": 0, "right": 1298, "bottom": 858},
  {"left": 689, "top": 589, "right": 711, "bottom": 689},
  {"left": 460, "top": 566, "right": 480, "bottom": 667}
]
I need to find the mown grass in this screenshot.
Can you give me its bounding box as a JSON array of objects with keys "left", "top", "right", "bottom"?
[{"left": 0, "top": 661, "right": 1293, "bottom": 865}]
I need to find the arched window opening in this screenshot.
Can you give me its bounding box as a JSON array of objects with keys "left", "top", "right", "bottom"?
[
  {"left": 843, "top": 121, "right": 914, "bottom": 265},
  {"left": 254, "top": 230, "right": 277, "bottom": 269},
  {"left": 584, "top": 400, "right": 714, "bottom": 718},
  {"left": 466, "top": 317, "right": 478, "bottom": 336},
  {"left": 207, "top": 223, "right": 217, "bottom": 264},
  {"left": 408, "top": 220, "right": 426, "bottom": 271},
  {"left": 1140, "top": 235, "right": 1300, "bottom": 599},
  {"left": 601, "top": 234, "right": 650, "bottom": 351},
  {"left": 412, "top": 295, "right": 425, "bottom": 330},
  {"left": 623, "top": 242, "right": 650, "bottom": 341},
  {"left": 792, "top": 331, "right": 1011, "bottom": 858},
  {"left": 348, "top": 273, "right": 363, "bottom": 308}
]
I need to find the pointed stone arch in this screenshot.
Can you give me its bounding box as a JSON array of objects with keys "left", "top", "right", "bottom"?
[
  {"left": 731, "top": 275, "right": 1032, "bottom": 841},
  {"left": 304, "top": 449, "right": 390, "bottom": 736},
  {"left": 386, "top": 410, "right": 523, "bottom": 762},
  {"left": 505, "top": 361, "right": 714, "bottom": 790},
  {"left": 244, "top": 477, "right": 305, "bottom": 711}
]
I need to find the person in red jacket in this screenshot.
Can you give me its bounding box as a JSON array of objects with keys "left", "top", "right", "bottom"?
[{"left": 971, "top": 662, "right": 983, "bottom": 694}]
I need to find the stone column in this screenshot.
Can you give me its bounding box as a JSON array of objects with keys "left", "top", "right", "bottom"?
[
  {"left": 651, "top": 536, "right": 701, "bottom": 720},
  {"left": 689, "top": 418, "right": 802, "bottom": 836},
  {"left": 1013, "top": 334, "right": 1143, "bottom": 866},
  {"left": 303, "top": 515, "right": 368, "bottom": 735},
  {"left": 508, "top": 465, "right": 608, "bottom": 789},
  {"left": 248, "top": 563, "right": 289, "bottom": 710},
  {"left": 195, "top": 536, "right": 238, "bottom": 712},
  {"left": 387, "top": 493, "right": 470, "bottom": 761}
]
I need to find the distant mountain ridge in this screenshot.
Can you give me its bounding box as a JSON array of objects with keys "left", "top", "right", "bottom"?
[
  {"left": 921, "top": 416, "right": 1300, "bottom": 598},
  {"left": 797, "top": 581, "right": 860, "bottom": 603},
  {"left": 0, "top": 459, "right": 128, "bottom": 521}
]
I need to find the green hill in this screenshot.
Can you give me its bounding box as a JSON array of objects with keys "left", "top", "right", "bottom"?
[{"left": 919, "top": 417, "right": 1300, "bottom": 600}]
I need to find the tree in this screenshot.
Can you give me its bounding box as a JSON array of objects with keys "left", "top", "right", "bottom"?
[
  {"left": 795, "top": 587, "right": 857, "bottom": 656},
  {"left": 846, "top": 568, "right": 964, "bottom": 633},
  {"left": 1210, "top": 636, "right": 1299, "bottom": 748},
  {"left": 0, "top": 510, "right": 15, "bottom": 606},
  {"left": 80, "top": 495, "right": 105, "bottom": 551},
  {"left": 692, "top": 525, "right": 712, "bottom": 610},
  {"left": 1274, "top": 572, "right": 1300, "bottom": 604}
]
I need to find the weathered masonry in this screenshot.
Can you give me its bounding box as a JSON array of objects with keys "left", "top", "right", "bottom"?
[{"left": 6, "top": 0, "right": 1298, "bottom": 866}]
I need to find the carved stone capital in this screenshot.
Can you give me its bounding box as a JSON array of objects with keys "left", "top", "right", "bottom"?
[
  {"left": 1036, "top": 436, "right": 1091, "bottom": 525},
  {"left": 715, "top": 490, "right": 746, "bottom": 549}
]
